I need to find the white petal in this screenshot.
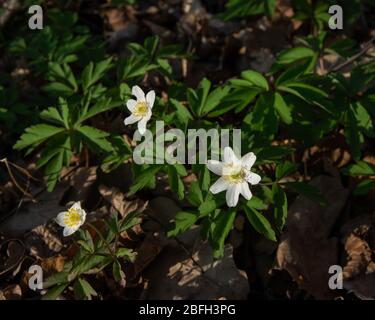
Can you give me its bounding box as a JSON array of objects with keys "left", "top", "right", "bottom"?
[
  {"left": 63, "top": 226, "right": 78, "bottom": 237},
  {"left": 245, "top": 172, "right": 261, "bottom": 185},
  {"left": 146, "top": 90, "right": 155, "bottom": 109},
  {"left": 145, "top": 108, "right": 152, "bottom": 120},
  {"left": 209, "top": 177, "right": 229, "bottom": 194},
  {"left": 226, "top": 184, "right": 241, "bottom": 207},
  {"left": 126, "top": 99, "right": 137, "bottom": 112},
  {"left": 56, "top": 212, "right": 67, "bottom": 227},
  {"left": 71, "top": 201, "right": 81, "bottom": 210},
  {"left": 239, "top": 182, "right": 252, "bottom": 200},
  {"left": 137, "top": 117, "right": 149, "bottom": 135},
  {"left": 132, "top": 85, "right": 145, "bottom": 101},
  {"left": 124, "top": 114, "right": 141, "bottom": 125},
  {"left": 241, "top": 152, "right": 256, "bottom": 170},
  {"left": 223, "top": 147, "right": 239, "bottom": 165},
  {"left": 79, "top": 209, "right": 87, "bottom": 224},
  {"left": 207, "top": 160, "right": 224, "bottom": 176}
]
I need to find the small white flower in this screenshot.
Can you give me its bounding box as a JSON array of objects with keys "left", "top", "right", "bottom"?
[
  {"left": 56, "top": 201, "right": 86, "bottom": 237},
  {"left": 124, "top": 85, "right": 155, "bottom": 135},
  {"left": 207, "top": 147, "right": 261, "bottom": 207}
]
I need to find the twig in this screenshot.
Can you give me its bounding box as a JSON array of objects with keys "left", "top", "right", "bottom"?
[
  {"left": 328, "top": 36, "right": 375, "bottom": 73},
  {"left": 0, "top": 158, "right": 34, "bottom": 200}
]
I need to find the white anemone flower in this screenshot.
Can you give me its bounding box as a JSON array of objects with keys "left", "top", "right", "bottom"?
[
  {"left": 207, "top": 147, "right": 261, "bottom": 207},
  {"left": 124, "top": 85, "right": 155, "bottom": 135},
  {"left": 56, "top": 201, "right": 86, "bottom": 237}
]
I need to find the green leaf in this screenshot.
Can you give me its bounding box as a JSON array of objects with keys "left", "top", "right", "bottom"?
[
  {"left": 40, "top": 106, "right": 68, "bottom": 128},
  {"left": 44, "top": 149, "right": 64, "bottom": 192},
  {"left": 244, "top": 206, "right": 276, "bottom": 241},
  {"left": 241, "top": 70, "right": 269, "bottom": 91},
  {"left": 278, "top": 82, "right": 333, "bottom": 115},
  {"left": 275, "top": 161, "right": 298, "bottom": 180},
  {"left": 201, "top": 85, "right": 231, "bottom": 115},
  {"left": 42, "top": 283, "right": 69, "bottom": 300},
  {"left": 265, "top": 0, "right": 276, "bottom": 17},
  {"left": 211, "top": 209, "right": 236, "bottom": 258},
  {"left": 174, "top": 163, "right": 188, "bottom": 176},
  {"left": 118, "top": 55, "right": 157, "bottom": 81},
  {"left": 167, "top": 165, "right": 185, "bottom": 200},
  {"left": 196, "top": 78, "right": 211, "bottom": 116},
  {"left": 273, "top": 92, "right": 292, "bottom": 124},
  {"left": 198, "top": 199, "right": 217, "bottom": 216},
  {"left": 272, "top": 184, "right": 288, "bottom": 230},
  {"left": 14, "top": 124, "right": 65, "bottom": 150},
  {"left": 118, "top": 213, "right": 138, "bottom": 233},
  {"left": 77, "top": 125, "right": 112, "bottom": 152},
  {"left": 112, "top": 260, "right": 125, "bottom": 282},
  {"left": 36, "top": 134, "right": 70, "bottom": 169},
  {"left": 77, "top": 230, "right": 94, "bottom": 253},
  {"left": 199, "top": 165, "right": 211, "bottom": 192},
  {"left": 167, "top": 211, "right": 198, "bottom": 237},
  {"left": 220, "top": 0, "right": 268, "bottom": 20},
  {"left": 74, "top": 278, "right": 97, "bottom": 300},
  {"left": 353, "top": 179, "right": 375, "bottom": 196},
  {"left": 187, "top": 181, "right": 204, "bottom": 206},
  {"left": 352, "top": 102, "right": 375, "bottom": 138},
  {"left": 342, "top": 161, "right": 375, "bottom": 176},
  {"left": 246, "top": 196, "right": 268, "bottom": 210},
  {"left": 170, "top": 98, "right": 193, "bottom": 125},
  {"left": 128, "top": 165, "right": 163, "bottom": 196},
  {"left": 116, "top": 248, "right": 136, "bottom": 262},
  {"left": 276, "top": 47, "right": 315, "bottom": 65},
  {"left": 243, "top": 92, "right": 278, "bottom": 143},
  {"left": 78, "top": 97, "right": 120, "bottom": 124},
  {"left": 82, "top": 58, "right": 112, "bottom": 92},
  {"left": 208, "top": 87, "right": 259, "bottom": 116},
  {"left": 42, "top": 82, "right": 76, "bottom": 96}
]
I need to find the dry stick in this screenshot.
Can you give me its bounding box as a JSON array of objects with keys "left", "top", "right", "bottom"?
[
  {"left": 328, "top": 36, "right": 375, "bottom": 73},
  {"left": 0, "top": 158, "right": 34, "bottom": 200},
  {"left": 7, "top": 160, "right": 40, "bottom": 182},
  {"left": 0, "top": 165, "right": 80, "bottom": 225}
]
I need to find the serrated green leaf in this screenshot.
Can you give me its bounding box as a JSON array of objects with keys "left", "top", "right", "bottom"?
[
  {"left": 167, "top": 211, "right": 198, "bottom": 237},
  {"left": 273, "top": 92, "right": 292, "bottom": 124},
  {"left": 14, "top": 124, "right": 65, "bottom": 150},
  {"left": 112, "top": 260, "right": 125, "bottom": 282},
  {"left": 241, "top": 70, "right": 269, "bottom": 91},
  {"left": 276, "top": 47, "right": 315, "bottom": 65},
  {"left": 210, "top": 209, "right": 236, "bottom": 258},
  {"left": 275, "top": 161, "right": 298, "bottom": 180},
  {"left": 77, "top": 125, "right": 112, "bottom": 152},
  {"left": 342, "top": 161, "right": 375, "bottom": 176},
  {"left": 74, "top": 278, "right": 97, "bottom": 300},
  {"left": 187, "top": 181, "right": 204, "bottom": 206},
  {"left": 128, "top": 165, "right": 163, "bottom": 196},
  {"left": 198, "top": 199, "right": 217, "bottom": 216},
  {"left": 244, "top": 206, "right": 276, "bottom": 241}
]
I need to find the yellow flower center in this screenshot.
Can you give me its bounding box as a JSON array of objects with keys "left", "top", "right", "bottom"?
[
  {"left": 133, "top": 101, "right": 148, "bottom": 117},
  {"left": 63, "top": 208, "right": 81, "bottom": 228},
  {"left": 223, "top": 167, "right": 246, "bottom": 184}
]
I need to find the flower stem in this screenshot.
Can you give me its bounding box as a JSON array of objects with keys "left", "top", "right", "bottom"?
[{"left": 86, "top": 222, "right": 117, "bottom": 261}]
